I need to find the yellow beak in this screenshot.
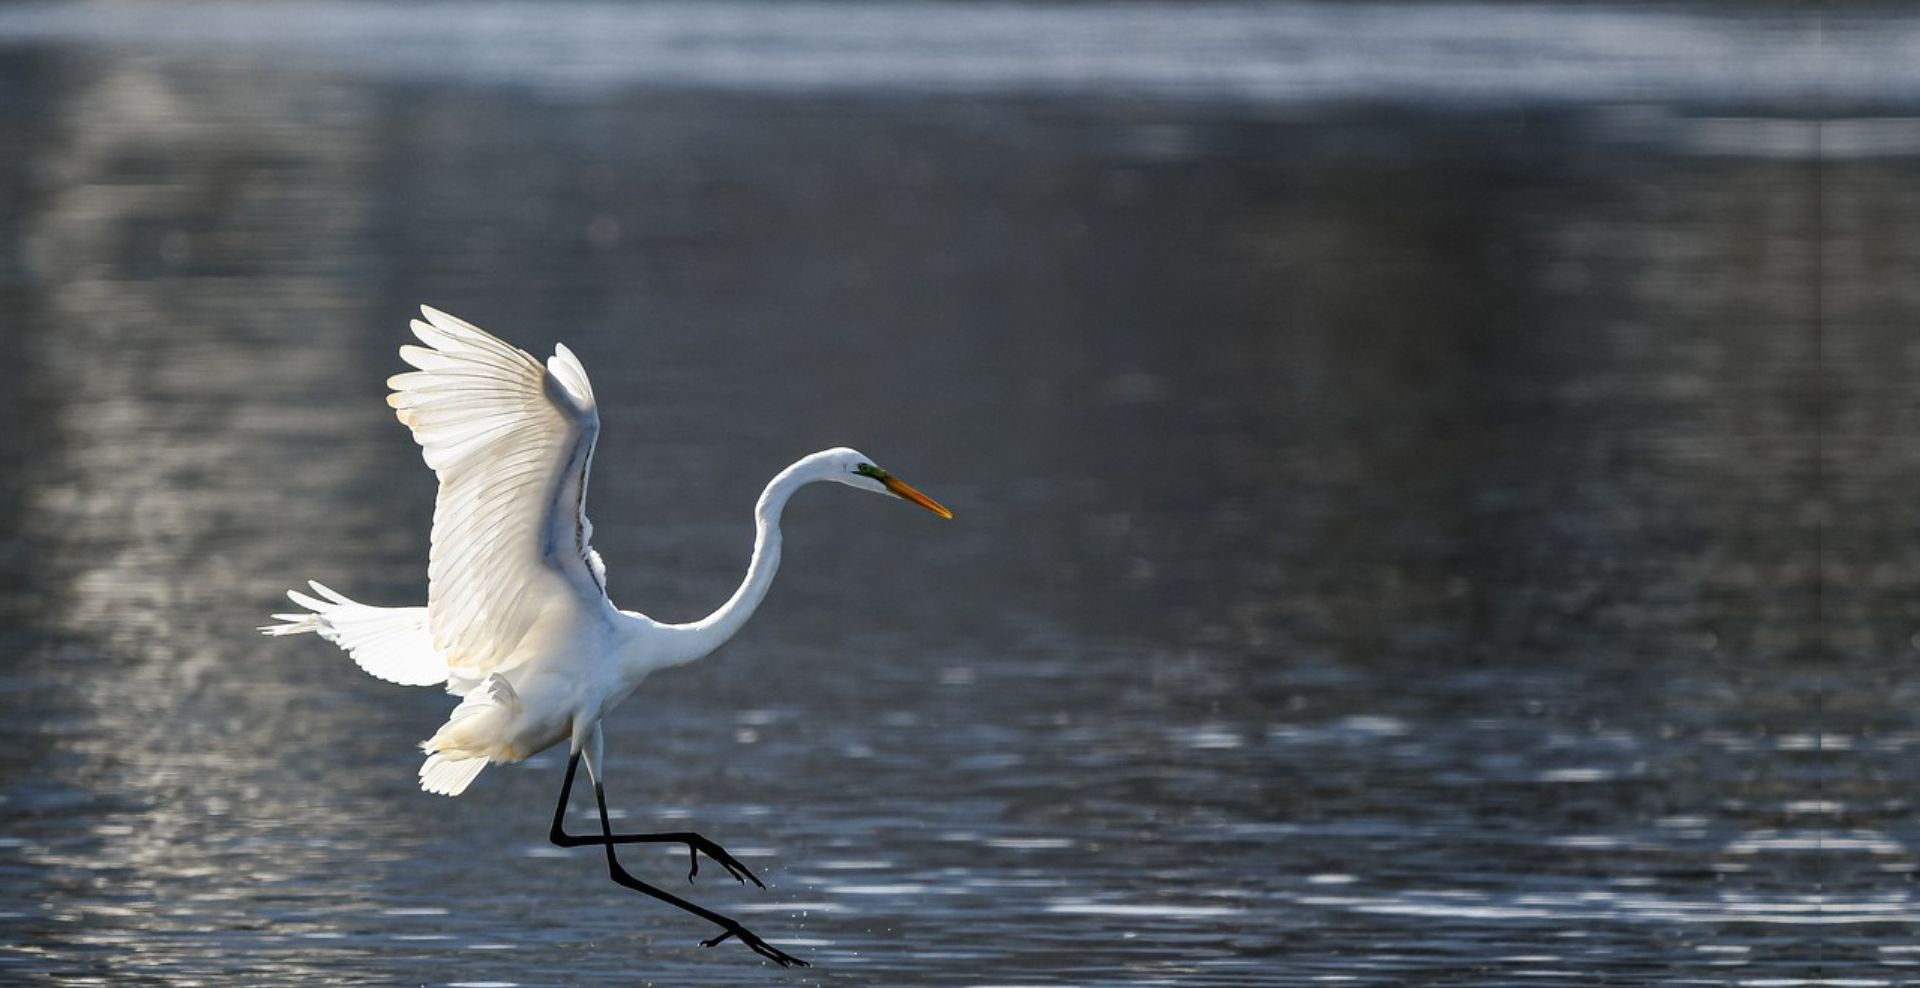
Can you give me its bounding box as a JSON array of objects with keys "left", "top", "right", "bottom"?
[{"left": 881, "top": 474, "right": 954, "bottom": 519}]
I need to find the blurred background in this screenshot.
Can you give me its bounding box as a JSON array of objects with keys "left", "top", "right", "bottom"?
[{"left": 0, "top": 2, "right": 1910, "bottom": 985}]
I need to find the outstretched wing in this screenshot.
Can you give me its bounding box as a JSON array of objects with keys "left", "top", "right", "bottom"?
[{"left": 387, "top": 306, "right": 607, "bottom": 678}]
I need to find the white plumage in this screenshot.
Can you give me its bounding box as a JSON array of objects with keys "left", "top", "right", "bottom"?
[{"left": 262, "top": 306, "right": 952, "bottom": 798}]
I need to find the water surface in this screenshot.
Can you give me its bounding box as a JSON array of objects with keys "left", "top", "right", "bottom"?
[{"left": 0, "top": 4, "right": 1906, "bottom": 985}]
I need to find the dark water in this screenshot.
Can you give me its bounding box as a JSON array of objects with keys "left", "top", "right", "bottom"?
[{"left": 0, "top": 4, "right": 1907, "bottom": 985}]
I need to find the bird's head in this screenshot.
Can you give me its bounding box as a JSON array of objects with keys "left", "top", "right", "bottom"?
[{"left": 820, "top": 447, "right": 953, "bottom": 520}]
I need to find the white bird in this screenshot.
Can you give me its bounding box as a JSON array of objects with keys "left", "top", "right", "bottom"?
[{"left": 261, "top": 306, "right": 950, "bottom": 967}]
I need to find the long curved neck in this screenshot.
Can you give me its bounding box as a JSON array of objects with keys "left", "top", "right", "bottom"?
[{"left": 670, "top": 458, "right": 817, "bottom": 661}]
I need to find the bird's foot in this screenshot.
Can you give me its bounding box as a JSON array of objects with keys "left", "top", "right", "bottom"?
[
  {"left": 702, "top": 922, "right": 808, "bottom": 967},
  {"left": 685, "top": 835, "right": 764, "bottom": 888}
]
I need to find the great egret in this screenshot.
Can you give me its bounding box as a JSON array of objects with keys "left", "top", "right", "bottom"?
[{"left": 261, "top": 306, "right": 951, "bottom": 967}]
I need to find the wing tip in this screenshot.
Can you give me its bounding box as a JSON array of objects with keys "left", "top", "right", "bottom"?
[
  {"left": 545, "top": 344, "right": 597, "bottom": 410},
  {"left": 259, "top": 617, "right": 317, "bottom": 636},
  {"left": 417, "top": 305, "right": 500, "bottom": 346},
  {"left": 418, "top": 304, "right": 464, "bottom": 331}
]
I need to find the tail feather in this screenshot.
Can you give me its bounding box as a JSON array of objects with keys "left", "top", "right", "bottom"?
[
  {"left": 416, "top": 674, "right": 520, "bottom": 797},
  {"left": 418, "top": 753, "right": 489, "bottom": 796},
  {"left": 262, "top": 581, "right": 447, "bottom": 688}
]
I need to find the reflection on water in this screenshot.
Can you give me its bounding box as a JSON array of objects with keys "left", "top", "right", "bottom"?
[{"left": 0, "top": 4, "right": 1905, "bottom": 985}]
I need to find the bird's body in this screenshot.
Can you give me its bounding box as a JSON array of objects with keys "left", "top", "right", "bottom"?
[{"left": 263, "top": 307, "right": 948, "bottom": 966}]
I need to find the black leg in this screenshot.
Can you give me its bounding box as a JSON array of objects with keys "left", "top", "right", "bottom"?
[
  {"left": 547, "top": 752, "right": 764, "bottom": 887},
  {"left": 551, "top": 754, "right": 807, "bottom": 968}
]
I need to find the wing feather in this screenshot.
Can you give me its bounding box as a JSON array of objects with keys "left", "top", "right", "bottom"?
[{"left": 388, "top": 306, "right": 606, "bottom": 676}]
